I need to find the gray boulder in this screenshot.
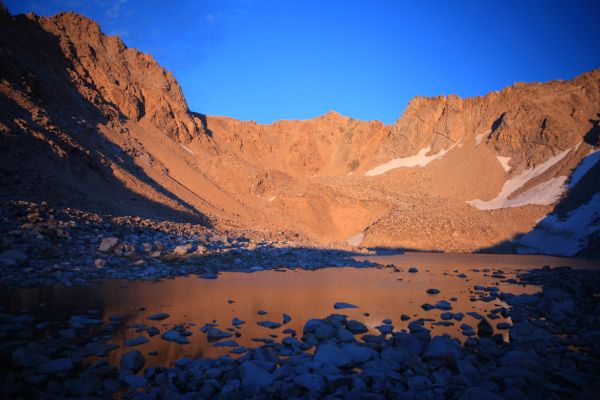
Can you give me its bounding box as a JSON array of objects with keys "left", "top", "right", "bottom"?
[
  {"left": 239, "top": 361, "right": 275, "bottom": 387},
  {"left": 314, "top": 343, "right": 352, "bottom": 367},
  {"left": 120, "top": 350, "right": 145, "bottom": 373}
]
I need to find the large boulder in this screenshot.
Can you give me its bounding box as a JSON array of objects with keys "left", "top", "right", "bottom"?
[
  {"left": 239, "top": 361, "right": 275, "bottom": 387},
  {"left": 314, "top": 343, "right": 352, "bottom": 367},
  {"left": 98, "top": 237, "right": 120, "bottom": 252},
  {"left": 0, "top": 249, "right": 28, "bottom": 267},
  {"left": 422, "top": 336, "right": 462, "bottom": 360},
  {"left": 120, "top": 350, "right": 145, "bottom": 373},
  {"left": 37, "top": 357, "right": 74, "bottom": 374}
]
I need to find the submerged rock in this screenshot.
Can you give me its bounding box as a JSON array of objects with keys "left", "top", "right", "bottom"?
[
  {"left": 198, "top": 273, "right": 218, "bottom": 279},
  {"left": 283, "top": 313, "right": 292, "bottom": 324},
  {"left": 213, "top": 340, "right": 239, "bottom": 348},
  {"left": 206, "top": 328, "right": 233, "bottom": 342},
  {"left": 125, "top": 336, "right": 149, "bottom": 347},
  {"left": 257, "top": 320, "right": 282, "bottom": 329},
  {"left": 161, "top": 329, "right": 190, "bottom": 344},
  {"left": 147, "top": 312, "right": 170, "bottom": 321},
  {"left": 333, "top": 302, "right": 358, "bottom": 309}
]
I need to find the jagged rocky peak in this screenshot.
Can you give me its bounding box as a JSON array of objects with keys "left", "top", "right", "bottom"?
[
  {"left": 4, "top": 9, "right": 203, "bottom": 142},
  {"left": 389, "top": 70, "right": 600, "bottom": 167}
]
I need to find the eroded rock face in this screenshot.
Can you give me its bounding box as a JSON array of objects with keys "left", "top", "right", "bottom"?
[
  {"left": 0, "top": 9, "right": 203, "bottom": 143},
  {"left": 205, "top": 71, "right": 600, "bottom": 177}
]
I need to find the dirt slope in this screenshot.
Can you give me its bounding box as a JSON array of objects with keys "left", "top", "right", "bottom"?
[{"left": 0, "top": 6, "right": 598, "bottom": 255}]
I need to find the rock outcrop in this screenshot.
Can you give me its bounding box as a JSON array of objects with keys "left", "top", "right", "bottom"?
[{"left": 0, "top": 7, "right": 203, "bottom": 143}]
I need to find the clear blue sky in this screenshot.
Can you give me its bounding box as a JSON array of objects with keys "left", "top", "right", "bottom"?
[{"left": 5, "top": 0, "right": 600, "bottom": 124}]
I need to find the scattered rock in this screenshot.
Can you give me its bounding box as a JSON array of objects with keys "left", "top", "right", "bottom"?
[
  {"left": 206, "top": 328, "right": 233, "bottom": 342},
  {"left": 161, "top": 329, "right": 190, "bottom": 344},
  {"left": 125, "top": 336, "right": 149, "bottom": 347},
  {"left": 477, "top": 319, "right": 494, "bottom": 338},
  {"left": 257, "top": 320, "right": 282, "bottom": 329},
  {"left": 173, "top": 243, "right": 193, "bottom": 255},
  {"left": 36, "top": 357, "right": 74, "bottom": 374},
  {"left": 314, "top": 343, "right": 352, "bottom": 367},
  {"left": 98, "top": 237, "right": 119, "bottom": 252},
  {"left": 147, "top": 312, "right": 170, "bottom": 321},
  {"left": 333, "top": 302, "right": 358, "bottom": 309},
  {"left": 346, "top": 320, "right": 368, "bottom": 334},
  {"left": 0, "top": 249, "right": 28, "bottom": 267},
  {"left": 239, "top": 361, "right": 275, "bottom": 387}
]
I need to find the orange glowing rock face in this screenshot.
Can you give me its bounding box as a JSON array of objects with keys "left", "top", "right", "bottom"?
[{"left": 1, "top": 6, "right": 599, "bottom": 255}]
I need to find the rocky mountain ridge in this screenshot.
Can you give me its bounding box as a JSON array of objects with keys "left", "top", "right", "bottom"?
[{"left": 0, "top": 6, "right": 598, "bottom": 256}]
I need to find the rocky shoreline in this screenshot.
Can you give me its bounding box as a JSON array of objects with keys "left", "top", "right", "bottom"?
[
  {"left": 1, "top": 200, "right": 600, "bottom": 399},
  {"left": 0, "top": 200, "right": 375, "bottom": 289},
  {"left": 0, "top": 266, "right": 599, "bottom": 399}
]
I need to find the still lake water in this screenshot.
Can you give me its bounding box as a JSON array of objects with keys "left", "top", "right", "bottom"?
[{"left": 2, "top": 252, "right": 598, "bottom": 369}]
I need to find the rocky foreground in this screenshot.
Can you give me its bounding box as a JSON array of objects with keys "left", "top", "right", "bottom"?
[
  {"left": 0, "top": 201, "right": 599, "bottom": 399},
  {"left": 0, "top": 270, "right": 598, "bottom": 399},
  {"left": 0, "top": 200, "right": 373, "bottom": 289}
]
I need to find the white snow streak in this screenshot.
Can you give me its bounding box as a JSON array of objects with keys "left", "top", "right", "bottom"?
[
  {"left": 474, "top": 133, "right": 485, "bottom": 146},
  {"left": 474, "top": 130, "right": 490, "bottom": 146},
  {"left": 365, "top": 142, "right": 459, "bottom": 176},
  {"left": 347, "top": 232, "right": 364, "bottom": 247},
  {"left": 496, "top": 156, "right": 511, "bottom": 172},
  {"left": 179, "top": 144, "right": 195, "bottom": 155},
  {"left": 467, "top": 148, "right": 571, "bottom": 210},
  {"left": 504, "top": 176, "right": 568, "bottom": 208},
  {"left": 517, "top": 194, "right": 600, "bottom": 256},
  {"left": 567, "top": 149, "right": 600, "bottom": 189}
]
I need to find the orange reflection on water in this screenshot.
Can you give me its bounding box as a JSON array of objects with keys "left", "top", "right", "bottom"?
[{"left": 3, "top": 252, "right": 597, "bottom": 369}]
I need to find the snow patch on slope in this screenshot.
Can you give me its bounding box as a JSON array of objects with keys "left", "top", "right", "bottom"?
[
  {"left": 516, "top": 193, "right": 600, "bottom": 256},
  {"left": 567, "top": 149, "right": 600, "bottom": 189},
  {"left": 496, "top": 156, "right": 511, "bottom": 172},
  {"left": 179, "top": 144, "right": 195, "bottom": 155},
  {"left": 474, "top": 133, "right": 484, "bottom": 146},
  {"left": 505, "top": 176, "right": 568, "bottom": 207},
  {"left": 365, "top": 141, "right": 459, "bottom": 176},
  {"left": 467, "top": 148, "right": 571, "bottom": 210},
  {"left": 474, "top": 130, "right": 490, "bottom": 146},
  {"left": 347, "top": 232, "right": 364, "bottom": 247}
]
